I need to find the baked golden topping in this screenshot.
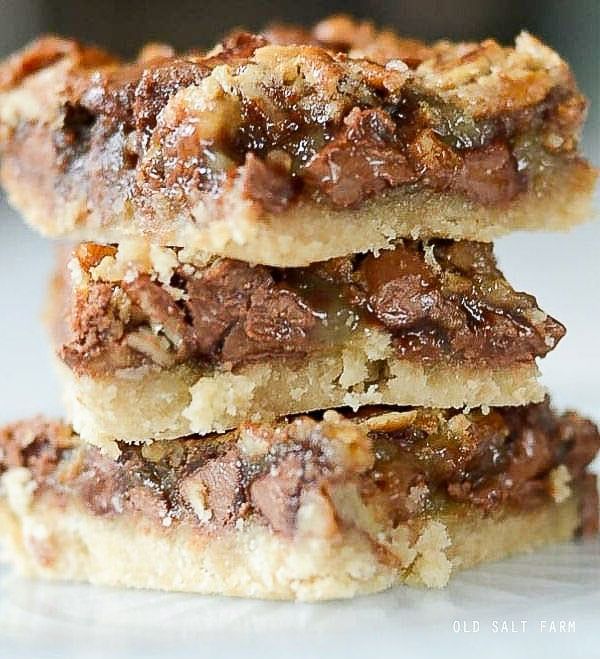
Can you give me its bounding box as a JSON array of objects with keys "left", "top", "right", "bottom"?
[{"left": 0, "top": 19, "right": 590, "bottom": 224}]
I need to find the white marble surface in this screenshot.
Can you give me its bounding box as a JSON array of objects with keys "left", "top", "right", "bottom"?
[
  {"left": 0, "top": 194, "right": 598, "bottom": 658},
  {"left": 1, "top": 539, "right": 599, "bottom": 659}
]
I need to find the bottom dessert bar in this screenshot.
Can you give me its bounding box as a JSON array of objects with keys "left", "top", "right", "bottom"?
[{"left": 0, "top": 401, "right": 598, "bottom": 601}]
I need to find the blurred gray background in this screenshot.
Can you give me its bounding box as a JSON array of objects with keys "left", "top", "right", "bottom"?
[{"left": 0, "top": 0, "right": 598, "bottom": 424}]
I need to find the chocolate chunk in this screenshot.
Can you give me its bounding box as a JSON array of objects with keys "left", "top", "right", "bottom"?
[
  {"left": 358, "top": 242, "right": 564, "bottom": 365},
  {"left": 184, "top": 260, "right": 316, "bottom": 364},
  {"left": 240, "top": 153, "right": 296, "bottom": 212},
  {"left": 407, "top": 130, "right": 525, "bottom": 205},
  {"left": 79, "top": 64, "right": 143, "bottom": 130},
  {"left": 75, "top": 453, "right": 126, "bottom": 516},
  {"left": 244, "top": 287, "right": 316, "bottom": 347},
  {"left": 123, "top": 274, "right": 198, "bottom": 358},
  {"left": 60, "top": 281, "right": 140, "bottom": 374},
  {"left": 250, "top": 454, "right": 304, "bottom": 534},
  {"left": 184, "top": 259, "right": 272, "bottom": 355},
  {"left": 455, "top": 140, "right": 525, "bottom": 205},
  {"left": 126, "top": 485, "right": 169, "bottom": 522},
  {"left": 184, "top": 449, "right": 242, "bottom": 527},
  {"left": 68, "top": 282, "right": 124, "bottom": 352},
  {"left": 361, "top": 245, "right": 461, "bottom": 331},
  {"left": 303, "top": 107, "right": 416, "bottom": 208},
  {"left": 407, "top": 128, "right": 462, "bottom": 190}
]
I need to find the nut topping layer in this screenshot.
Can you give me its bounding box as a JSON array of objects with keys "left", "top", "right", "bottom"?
[
  {"left": 0, "top": 18, "right": 589, "bottom": 223},
  {"left": 1, "top": 401, "right": 597, "bottom": 536},
  {"left": 57, "top": 240, "right": 565, "bottom": 376}
]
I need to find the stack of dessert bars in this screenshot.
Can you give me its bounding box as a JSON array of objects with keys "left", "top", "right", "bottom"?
[{"left": 0, "top": 16, "right": 598, "bottom": 601}]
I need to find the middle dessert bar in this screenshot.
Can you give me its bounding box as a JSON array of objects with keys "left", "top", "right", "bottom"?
[{"left": 48, "top": 239, "right": 564, "bottom": 449}]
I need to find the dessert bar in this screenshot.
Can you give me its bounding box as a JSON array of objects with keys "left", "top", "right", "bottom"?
[
  {"left": 0, "top": 19, "right": 596, "bottom": 266},
  {"left": 0, "top": 401, "right": 597, "bottom": 600},
  {"left": 48, "top": 239, "right": 564, "bottom": 450},
  {"left": 0, "top": 15, "right": 597, "bottom": 602}
]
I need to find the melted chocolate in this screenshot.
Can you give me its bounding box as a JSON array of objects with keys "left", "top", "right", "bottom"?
[
  {"left": 1, "top": 402, "right": 598, "bottom": 536},
  {"left": 61, "top": 240, "right": 565, "bottom": 376}
]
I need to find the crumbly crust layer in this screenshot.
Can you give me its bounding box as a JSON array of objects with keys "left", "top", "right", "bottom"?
[
  {"left": 0, "top": 492, "right": 584, "bottom": 601},
  {"left": 0, "top": 404, "right": 597, "bottom": 599},
  {"left": 0, "top": 21, "right": 595, "bottom": 265},
  {"left": 57, "top": 355, "right": 545, "bottom": 449}
]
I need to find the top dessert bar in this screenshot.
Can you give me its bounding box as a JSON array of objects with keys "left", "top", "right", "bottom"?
[{"left": 0, "top": 16, "right": 596, "bottom": 266}]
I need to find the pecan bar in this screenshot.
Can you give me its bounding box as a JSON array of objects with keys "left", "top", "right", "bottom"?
[
  {"left": 0, "top": 17, "right": 596, "bottom": 266},
  {"left": 47, "top": 240, "right": 564, "bottom": 450},
  {"left": 0, "top": 401, "right": 597, "bottom": 600}
]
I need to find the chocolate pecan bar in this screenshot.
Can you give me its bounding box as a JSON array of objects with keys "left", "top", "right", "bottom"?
[
  {"left": 0, "top": 16, "right": 596, "bottom": 266},
  {"left": 47, "top": 240, "right": 563, "bottom": 450},
  {"left": 0, "top": 401, "right": 597, "bottom": 600}
]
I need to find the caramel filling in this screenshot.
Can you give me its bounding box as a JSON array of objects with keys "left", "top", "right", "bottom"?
[
  {"left": 1, "top": 402, "right": 597, "bottom": 536},
  {"left": 59, "top": 240, "right": 564, "bottom": 376}
]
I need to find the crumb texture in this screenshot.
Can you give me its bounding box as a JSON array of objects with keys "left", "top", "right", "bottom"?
[
  {"left": 0, "top": 492, "right": 582, "bottom": 601},
  {"left": 57, "top": 354, "right": 545, "bottom": 447}
]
